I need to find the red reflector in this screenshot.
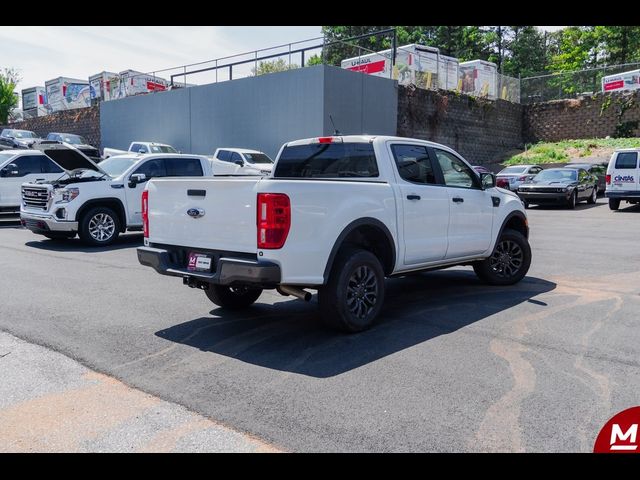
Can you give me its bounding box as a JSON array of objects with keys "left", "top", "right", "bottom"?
[
  {"left": 318, "top": 137, "right": 333, "bottom": 144},
  {"left": 518, "top": 176, "right": 527, "bottom": 181},
  {"left": 142, "top": 190, "right": 149, "bottom": 238},
  {"left": 606, "top": 174, "right": 611, "bottom": 185},
  {"left": 257, "top": 193, "right": 290, "bottom": 249}
]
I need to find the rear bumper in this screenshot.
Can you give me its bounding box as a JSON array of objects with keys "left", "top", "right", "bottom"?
[
  {"left": 20, "top": 211, "right": 78, "bottom": 233},
  {"left": 605, "top": 190, "right": 640, "bottom": 199},
  {"left": 137, "top": 246, "right": 281, "bottom": 287}
]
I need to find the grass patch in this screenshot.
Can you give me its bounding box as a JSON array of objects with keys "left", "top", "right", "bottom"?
[{"left": 504, "top": 138, "right": 640, "bottom": 165}]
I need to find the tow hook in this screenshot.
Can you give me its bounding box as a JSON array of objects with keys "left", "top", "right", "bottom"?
[{"left": 183, "top": 276, "right": 209, "bottom": 290}]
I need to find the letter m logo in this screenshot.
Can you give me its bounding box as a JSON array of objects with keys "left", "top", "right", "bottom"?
[{"left": 610, "top": 424, "right": 638, "bottom": 451}]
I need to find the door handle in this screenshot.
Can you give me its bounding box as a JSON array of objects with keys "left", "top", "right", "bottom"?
[
  {"left": 35, "top": 178, "right": 45, "bottom": 181},
  {"left": 406, "top": 194, "right": 421, "bottom": 200},
  {"left": 452, "top": 197, "right": 464, "bottom": 203}
]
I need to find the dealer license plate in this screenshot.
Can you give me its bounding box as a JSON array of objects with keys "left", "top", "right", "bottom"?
[{"left": 187, "top": 252, "right": 212, "bottom": 272}]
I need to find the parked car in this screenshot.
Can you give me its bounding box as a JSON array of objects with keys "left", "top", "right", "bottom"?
[
  {"left": 605, "top": 149, "right": 640, "bottom": 210},
  {"left": 103, "top": 141, "right": 179, "bottom": 159},
  {"left": 210, "top": 148, "right": 274, "bottom": 175},
  {"left": 0, "top": 149, "right": 64, "bottom": 216},
  {"left": 0, "top": 129, "right": 43, "bottom": 150},
  {"left": 20, "top": 142, "right": 214, "bottom": 245},
  {"left": 137, "top": 135, "right": 531, "bottom": 332},
  {"left": 473, "top": 165, "right": 491, "bottom": 174},
  {"left": 496, "top": 165, "right": 544, "bottom": 191},
  {"left": 564, "top": 162, "right": 607, "bottom": 193},
  {"left": 517, "top": 167, "right": 598, "bottom": 209},
  {"left": 46, "top": 133, "right": 102, "bottom": 163}
]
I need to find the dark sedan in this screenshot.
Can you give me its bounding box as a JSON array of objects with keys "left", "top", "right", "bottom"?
[
  {"left": 517, "top": 168, "right": 598, "bottom": 209},
  {"left": 564, "top": 162, "right": 607, "bottom": 193}
]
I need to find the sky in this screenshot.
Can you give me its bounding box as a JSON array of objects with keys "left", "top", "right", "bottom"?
[{"left": 1, "top": 26, "right": 566, "bottom": 108}]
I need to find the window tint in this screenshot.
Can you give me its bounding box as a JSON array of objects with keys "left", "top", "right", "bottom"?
[
  {"left": 165, "top": 158, "right": 203, "bottom": 176},
  {"left": 217, "top": 150, "right": 231, "bottom": 162},
  {"left": 131, "top": 143, "right": 148, "bottom": 153},
  {"left": 391, "top": 144, "right": 438, "bottom": 185},
  {"left": 133, "top": 158, "right": 166, "bottom": 179},
  {"left": 434, "top": 149, "right": 478, "bottom": 188},
  {"left": 275, "top": 142, "right": 379, "bottom": 178},
  {"left": 12, "top": 155, "right": 43, "bottom": 176},
  {"left": 615, "top": 152, "right": 637, "bottom": 169},
  {"left": 230, "top": 152, "right": 243, "bottom": 163},
  {"left": 530, "top": 167, "right": 542, "bottom": 174},
  {"left": 41, "top": 157, "right": 63, "bottom": 173}
]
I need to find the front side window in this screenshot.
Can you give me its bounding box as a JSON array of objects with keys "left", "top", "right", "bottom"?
[
  {"left": 391, "top": 144, "right": 438, "bottom": 185},
  {"left": 217, "top": 150, "right": 231, "bottom": 162},
  {"left": 150, "top": 145, "right": 178, "bottom": 153},
  {"left": 230, "top": 152, "right": 243, "bottom": 164},
  {"left": 615, "top": 152, "right": 638, "bottom": 169},
  {"left": 275, "top": 142, "right": 379, "bottom": 178},
  {"left": 12, "top": 155, "right": 43, "bottom": 176},
  {"left": 244, "top": 153, "right": 273, "bottom": 164},
  {"left": 133, "top": 158, "right": 166, "bottom": 179},
  {"left": 434, "top": 149, "right": 477, "bottom": 188},
  {"left": 165, "top": 158, "right": 203, "bottom": 176},
  {"left": 578, "top": 169, "right": 588, "bottom": 181}
]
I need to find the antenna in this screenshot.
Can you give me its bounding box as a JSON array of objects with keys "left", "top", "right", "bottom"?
[{"left": 329, "top": 115, "right": 341, "bottom": 136}]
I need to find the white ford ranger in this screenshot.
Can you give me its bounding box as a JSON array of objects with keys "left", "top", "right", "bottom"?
[
  {"left": 103, "top": 141, "right": 178, "bottom": 159},
  {"left": 138, "top": 135, "right": 531, "bottom": 332},
  {"left": 20, "top": 142, "right": 213, "bottom": 246}
]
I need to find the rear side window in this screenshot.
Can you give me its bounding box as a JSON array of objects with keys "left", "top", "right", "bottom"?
[
  {"left": 275, "top": 142, "right": 379, "bottom": 178},
  {"left": 615, "top": 152, "right": 638, "bottom": 169},
  {"left": 165, "top": 158, "right": 203, "bottom": 176},
  {"left": 391, "top": 144, "right": 438, "bottom": 185}
]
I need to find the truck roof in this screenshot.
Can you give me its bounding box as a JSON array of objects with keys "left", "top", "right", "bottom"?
[
  {"left": 284, "top": 135, "right": 461, "bottom": 152},
  {"left": 214, "top": 147, "right": 266, "bottom": 154}
]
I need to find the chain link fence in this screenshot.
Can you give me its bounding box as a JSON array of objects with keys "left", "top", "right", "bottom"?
[{"left": 521, "top": 62, "right": 640, "bottom": 104}]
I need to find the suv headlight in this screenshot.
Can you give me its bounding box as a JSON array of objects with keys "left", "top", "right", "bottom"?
[{"left": 54, "top": 187, "right": 80, "bottom": 203}]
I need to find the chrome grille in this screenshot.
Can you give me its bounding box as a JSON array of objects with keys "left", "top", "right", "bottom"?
[{"left": 22, "top": 186, "right": 50, "bottom": 210}]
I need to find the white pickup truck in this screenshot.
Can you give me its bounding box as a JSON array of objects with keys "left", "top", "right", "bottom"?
[
  {"left": 103, "top": 141, "right": 178, "bottom": 159},
  {"left": 138, "top": 135, "right": 531, "bottom": 332},
  {"left": 210, "top": 148, "right": 274, "bottom": 176},
  {"left": 20, "top": 142, "right": 213, "bottom": 246}
]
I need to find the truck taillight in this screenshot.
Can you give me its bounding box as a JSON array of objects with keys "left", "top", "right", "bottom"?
[
  {"left": 257, "top": 193, "right": 290, "bottom": 249},
  {"left": 606, "top": 174, "right": 611, "bottom": 185},
  {"left": 142, "top": 190, "right": 149, "bottom": 238}
]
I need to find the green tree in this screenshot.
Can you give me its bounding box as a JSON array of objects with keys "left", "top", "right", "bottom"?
[
  {"left": 595, "top": 26, "right": 640, "bottom": 65},
  {"left": 503, "top": 26, "right": 547, "bottom": 77},
  {"left": 251, "top": 58, "right": 299, "bottom": 76},
  {"left": 306, "top": 54, "right": 323, "bottom": 66},
  {"left": 546, "top": 27, "right": 601, "bottom": 95},
  {"left": 0, "top": 68, "right": 20, "bottom": 124}
]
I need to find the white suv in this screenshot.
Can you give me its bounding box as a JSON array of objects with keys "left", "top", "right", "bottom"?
[{"left": 605, "top": 149, "right": 640, "bottom": 210}]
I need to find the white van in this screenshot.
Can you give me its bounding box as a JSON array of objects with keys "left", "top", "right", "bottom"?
[{"left": 605, "top": 149, "right": 640, "bottom": 210}]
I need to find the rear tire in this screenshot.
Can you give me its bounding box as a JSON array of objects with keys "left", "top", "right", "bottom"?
[
  {"left": 567, "top": 191, "right": 577, "bottom": 209},
  {"left": 609, "top": 198, "right": 620, "bottom": 211},
  {"left": 587, "top": 186, "right": 597, "bottom": 204},
  {"left": 473, "top": 228, "right": 531, "bottom": 286},
  {"left": 204, "top": 285, "right": 262, "bottom": 310},
  {"left": 318, "top": 248, "right": 385, "bottom": 333},
  {"left": 78, "top": 207, "right": 120, "bottom": 246}
]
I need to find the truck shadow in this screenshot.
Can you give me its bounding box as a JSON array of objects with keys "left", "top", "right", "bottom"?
[
  {"left": 155, "top": 270, "right": 556, "bottom": 378},
  {"left": 25, "top": 233, "right": 144, "bottom": 252}
]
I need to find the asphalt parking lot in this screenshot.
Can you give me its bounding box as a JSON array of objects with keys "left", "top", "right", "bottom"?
[{"left": 1, "top": 199, "right": 639, "bottom": 452}]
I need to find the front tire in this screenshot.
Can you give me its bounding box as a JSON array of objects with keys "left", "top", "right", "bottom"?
[
  {"left": 473, "top": 228, "right": 531, "bottom": 286},
  {"left": 78, "top": 207, "right": 120, "bottom": 246},
  {"left": 609, "top": 198, "right": 620, "bottom": 211},
  {"left": 567, "top": 191, "right": 577, "bottom": 209},
  {"left": 587, "top": 186, "right": 597, "bottom": 204},
  {"left": 204, "top": 285, "right": 262, "bottom": 310},
  {"left": 318, "top": 249, "right": 385, "bottom": 333}
]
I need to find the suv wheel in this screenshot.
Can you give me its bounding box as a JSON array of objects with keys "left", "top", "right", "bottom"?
[
  {"left": 204, "top": 285, "right": 263, "bottom": 309},
  {"left": 79, "top": 207, "right": 120, "bottom": 246},
  {"left": 609, "top": 198, "right": 620, "bottom": 211},
  {"left": 318, "top": 248, "right": 385, "bottom": 333},
  {"left": 473, "top": 228, "right": 531, "bottom": 286}
]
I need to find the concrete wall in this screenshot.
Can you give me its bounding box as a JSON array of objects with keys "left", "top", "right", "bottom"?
[
  {"left": 0, "top": 106, "right": 100, "bottom": 148},
  {"left": 524, "top": 91, "right": 640, "bottom": 142},
  {"left": 397, "top": 86, "right": 524, "bottom": 165},
  {"left": 100, "top": 65, "right": 398, "bottom": 159}
]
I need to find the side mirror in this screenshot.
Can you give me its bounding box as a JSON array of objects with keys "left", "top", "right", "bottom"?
[
  {"left": 481, "top": 172, "right": 496, "bottom": 189},
  {"left": 128, "top": 173, "right": 147, "bottom": 188},
  {"left": 234, "top": 159, "right": 244, "bottom": 167},
  {"left": 138, "top": 149, "right": 146, "bottom": 154},
  {"left": 1, "top": 163, "right": 18, "bottom": 177}
]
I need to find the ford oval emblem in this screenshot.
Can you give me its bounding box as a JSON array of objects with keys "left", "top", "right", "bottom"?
[{"left": 187, "top": 208, "right": 205, "bottom": 218}]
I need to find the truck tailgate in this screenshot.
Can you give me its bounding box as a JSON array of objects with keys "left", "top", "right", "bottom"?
[{"left": 146, "top": 177, "right": 260, "bottom": 253}]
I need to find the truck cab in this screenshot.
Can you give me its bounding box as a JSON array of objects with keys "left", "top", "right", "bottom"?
[{"left": 210, "top": 148, "right": 274, "bottom": 175}]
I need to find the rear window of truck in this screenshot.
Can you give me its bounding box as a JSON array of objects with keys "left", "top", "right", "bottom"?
[{"left": 274, "top": 143, "right": 379, "bottom": 178}]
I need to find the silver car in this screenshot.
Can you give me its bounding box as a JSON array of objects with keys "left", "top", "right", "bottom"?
[{"left": 496, "top": 165, "right": 544, "bottom": 191}]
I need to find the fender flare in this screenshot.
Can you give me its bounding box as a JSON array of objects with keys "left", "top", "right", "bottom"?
[
  {"left": 322, "top": 217, "right": 396, "bottom": 283},
  {"left": 496, "top": 210, "right": 529, "bottom": 241}
]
